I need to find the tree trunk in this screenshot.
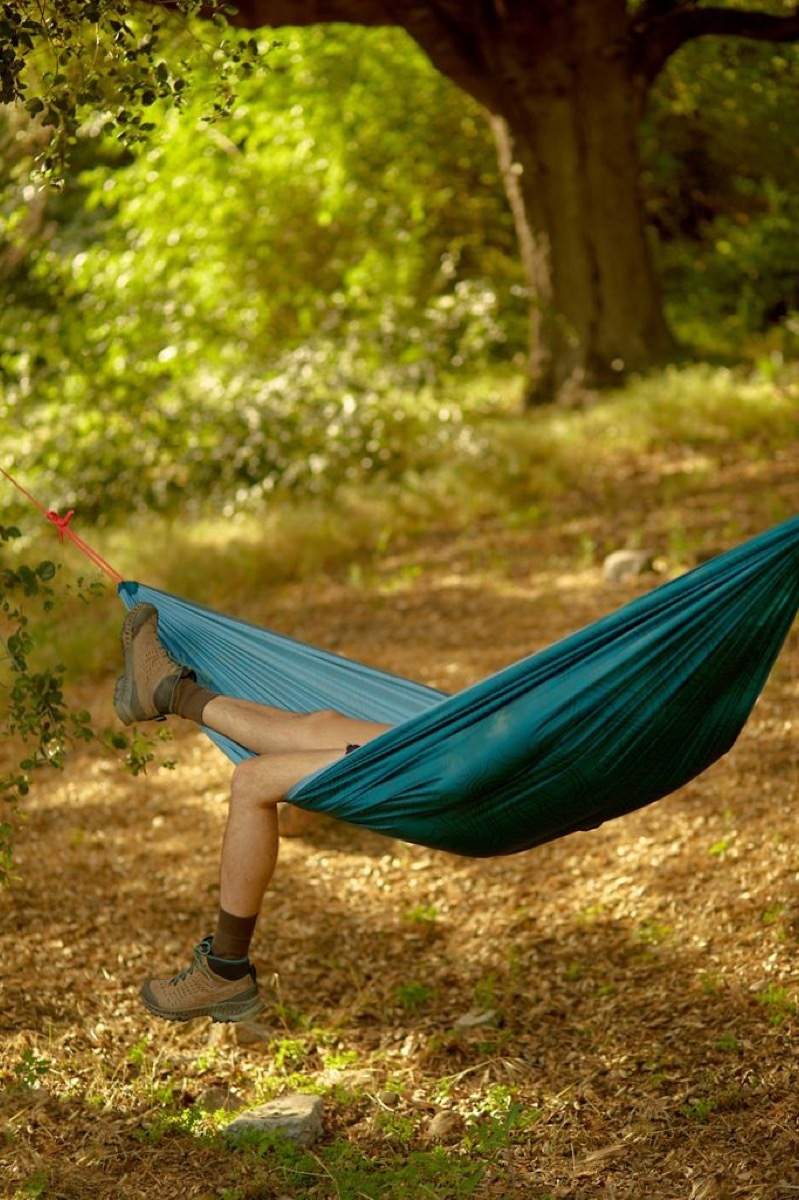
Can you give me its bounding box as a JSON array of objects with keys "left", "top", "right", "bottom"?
[
  {"left": 480, "top": 1, "right": 674, "bottom": 404},
  {"left": 227, "top": 0, "right": 676, "bottom": 405}
]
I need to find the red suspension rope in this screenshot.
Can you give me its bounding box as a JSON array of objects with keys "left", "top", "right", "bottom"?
[{"left": 0, "top": 465, "right": 124, "bottom": 585}]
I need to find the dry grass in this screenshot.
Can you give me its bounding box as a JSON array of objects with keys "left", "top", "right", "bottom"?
[{"left": 1, "top": 428, "right": 797, "bottom": 1199}]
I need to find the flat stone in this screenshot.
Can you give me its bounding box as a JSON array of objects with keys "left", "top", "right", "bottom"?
[
  {"left": 602, "top": 549, "right": 654, "bottom": 583},
  {"left": 453, "top": 1008, "right": 499, "bottom": 1030},
  {"left": 425, "top": 1111, "right": 464, "bottom": 1143},
  {"left": 224, "top": 1093, "right": 324, "bottom": 1147}
]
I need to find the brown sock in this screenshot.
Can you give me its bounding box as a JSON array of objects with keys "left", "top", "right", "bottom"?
[
  {"left": 211, "top": 908, "right": 258, "bottom": 960},
  {"left": 170, "top": 677, "right": 219, "bottom": 724}
]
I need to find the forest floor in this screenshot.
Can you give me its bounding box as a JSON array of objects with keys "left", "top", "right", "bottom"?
[{"left": 1, "top": 439, "right": 797, "bottom": 1200}]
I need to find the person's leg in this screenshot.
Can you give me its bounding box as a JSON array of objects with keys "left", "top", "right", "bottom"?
[
  {"left": 114, "top": 601, "right": 392, "bottom": 751},
  {"left": 199, "top": 695, "right": 391, "bottom": 756},
  {"left": 139, "top": 746, "right": 342, "bottom": 1023},
  {"left": 119, "top": 604, "right": 391, "bottom": 1022},
  {"left": 216, "top": 749, "right": 342, "bottom": 915}
]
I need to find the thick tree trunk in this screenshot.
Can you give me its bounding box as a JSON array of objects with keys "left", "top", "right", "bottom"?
[
  {"left": 228, "top": 0, "right": 676, "bottom": 405},
  {"left": 479, "top": 1, "right": 674, "bottom": 404}
]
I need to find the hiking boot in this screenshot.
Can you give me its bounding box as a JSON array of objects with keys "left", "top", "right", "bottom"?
[
  {"left": 140, "top": 937, "right": 265, "bottom": 1023},
  {"left": 114, "top": 602, "right": 193, "bottom": 725}
]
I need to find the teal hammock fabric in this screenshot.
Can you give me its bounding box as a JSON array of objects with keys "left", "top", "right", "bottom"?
[{"left": 118, "top": 515, "right": 799, "bottom": 858}]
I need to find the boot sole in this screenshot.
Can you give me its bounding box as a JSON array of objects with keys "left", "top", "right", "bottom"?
[
  {"left": 139, "top": 982, "right": 265, "bottom": 1024},
  {"left": 113, "top": 603, "right": 165, "bottom": 726}
]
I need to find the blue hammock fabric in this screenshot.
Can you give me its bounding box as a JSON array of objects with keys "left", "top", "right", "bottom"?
[{"left": 118, "top": 515, "right": 799, "bottom": 858}]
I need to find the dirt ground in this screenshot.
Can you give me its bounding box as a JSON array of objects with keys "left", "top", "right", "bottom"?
[{"left": 1, "top": 459, "right": 797, "bottom": 1199}]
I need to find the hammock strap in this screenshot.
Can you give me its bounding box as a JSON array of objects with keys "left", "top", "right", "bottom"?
[{"left": 0, "top": 465, "right": 124, "bottom": 584}]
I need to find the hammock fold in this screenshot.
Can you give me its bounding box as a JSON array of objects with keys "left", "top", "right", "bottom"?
[{"left": 119, "top": 514, "right": 799, "bottom": 857}]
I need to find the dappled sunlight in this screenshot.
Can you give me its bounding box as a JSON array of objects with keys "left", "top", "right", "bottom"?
[
  {"left": 2, "top": 471, "right": 797, "bottom": 1197},
  {"left": 1, "top": 8, "right": 798, "bottom": 1190}
]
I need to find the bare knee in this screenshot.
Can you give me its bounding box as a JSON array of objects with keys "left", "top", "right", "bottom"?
[
  {"left": 230, "top": 757, "right": 283, "bottom": 810},
  {"left": 302, "top": 707, "right": 342, "bottom": 733}
]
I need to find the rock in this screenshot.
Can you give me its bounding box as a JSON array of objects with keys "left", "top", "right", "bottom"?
[
  {"left": 453, "top": 1008, "right": 499, "bottom": 1030},
  {"left": 425, "top": 1111, "right": 464, "bottom": 1143},
  {"left": 223, "top": 1093, "right": 324, "bottom": 1147},
  {"left": 602, "top": 549, "right": 654, "bottom": 583}
]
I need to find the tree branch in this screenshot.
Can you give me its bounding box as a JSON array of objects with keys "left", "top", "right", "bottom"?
[
  {"left": 222, "top": 0, "right": 496, "bottom": 109},
  {"left": 632, "top": 3, "right": 799, "bottom": 89},
  {"left": 227, "top": 1, "right": 392, "bottom": 25},
  {"left": 633, "top": 0, "right": 694, "bottom": 27},
  {"left": 398, "top": 0, "right": 492, "bottom": 106}
]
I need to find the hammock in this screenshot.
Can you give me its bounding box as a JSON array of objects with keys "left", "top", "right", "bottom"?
[{"left": 118, "top": 515, "right": 799, "bottom": 858}]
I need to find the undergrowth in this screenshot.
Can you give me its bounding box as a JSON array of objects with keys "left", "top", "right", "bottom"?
[
  {"left": 0, "top": 358, "right": 794, "bottom": 873},
  {"left": 1, "top": 361, "right": 797, "bottom": 1199},
  {"left": 7, "top": 359, "right": 797, "bottom": 627}
]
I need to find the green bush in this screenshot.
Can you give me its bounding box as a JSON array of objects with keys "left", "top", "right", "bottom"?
[
  {"left": 0, "top": 25, "right": 520, "bottom": 520},
  {"left": 0, "top": 526, "right": 94, "bottom": 881},
  {"left": 643, "top": 37, "right": 799, "bottom": 350}
]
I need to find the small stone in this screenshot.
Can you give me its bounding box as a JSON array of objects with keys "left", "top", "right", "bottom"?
[
  {"left": 602, "top": 549, "right": 654, "bottom": 583},
  {"left": 453, "top": 1008, "right": 498, "bottom": 1030},
  {"left": 425, "top": 1111, "right": 463, "bottom": 1143},
  {"left": 223, "top": 1093, "right": 324, "bottom": 1147}
]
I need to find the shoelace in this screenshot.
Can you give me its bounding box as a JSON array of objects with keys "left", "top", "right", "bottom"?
[
  {"left": 137, "top": 616, "right": 182, "bottom": 680},
  {"left": 168, "top": 936, "right": 214, "bottom": 986}
]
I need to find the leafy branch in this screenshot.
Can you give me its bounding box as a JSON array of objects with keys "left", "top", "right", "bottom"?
[
  {"left": 0, "top": 524, "right": 92, "bottom": 879},
  {"left": 0, "top": 523, "right": 173, "bottom": 884},
  {"left": 1, "top": 1, "right": 267, "bottom": 180}
]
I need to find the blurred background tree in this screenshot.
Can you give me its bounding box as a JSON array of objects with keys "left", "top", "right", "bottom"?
[
  {"left": 222, "top": 0, "right": 799, "bottom": 401},
  {"left": 0, "top": 2, "right": 798, "bottom": 519},
  {"left": 1, "top": 19, "right": 521, "bottom": 518},
  {"left": 642, "top": 31, "right": 799, "bottom": 351}
]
